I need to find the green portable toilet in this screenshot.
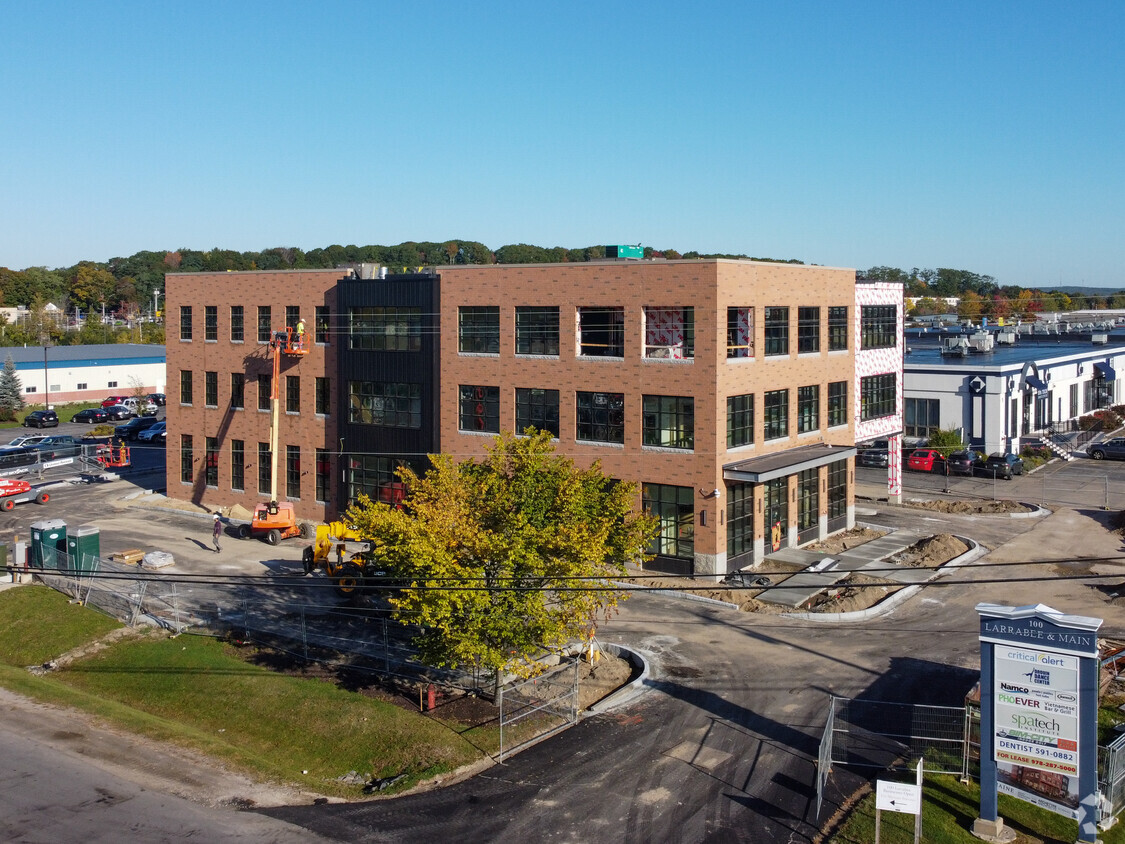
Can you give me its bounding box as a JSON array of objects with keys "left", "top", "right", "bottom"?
[
  {"left": 29, "top": 519, "right": 67, "bottom": 570},
  {"left": 66, "top": 525, "right": 100, "bottom": 574}
]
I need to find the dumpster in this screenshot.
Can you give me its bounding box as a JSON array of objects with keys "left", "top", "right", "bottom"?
[
  {"left": 66, "top": 525, "right": 100, "bottom": 574},
  {"left": 29, "top": 519, "right": 67, "bottom": 570}
]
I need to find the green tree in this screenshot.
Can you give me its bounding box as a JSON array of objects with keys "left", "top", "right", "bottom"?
[
  {"left": 0, "top": 354, "right": 24, "bottom": 421},
  {"left": 344, "top": 431, "right": 655, "bottom": 682},
  {"left": 926, "top": 427, "right": 966, "bottom": 455},
  {"left": 957, "top": 291, "right": 983, "bottom": 321}
]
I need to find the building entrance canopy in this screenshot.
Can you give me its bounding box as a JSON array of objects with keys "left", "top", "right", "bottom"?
[{"left": 724, "top": 444, "right": 856, "bottom": 484}]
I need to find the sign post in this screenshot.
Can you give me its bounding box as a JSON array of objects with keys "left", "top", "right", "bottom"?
[
  {"left": 975, "top": 603, "right": 1101, "bottom": 843},
  {"left": 874, "top": 759, "right": 924, "bottom": 844}
]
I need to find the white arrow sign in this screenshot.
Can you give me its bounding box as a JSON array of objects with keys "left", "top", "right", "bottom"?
[{"left": 876, "top": 780, "right": 921, "bottom": 815}]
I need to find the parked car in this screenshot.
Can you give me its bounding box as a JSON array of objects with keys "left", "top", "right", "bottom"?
[
  {"left": 33, "top": 435, "right": 80, "bottom": 459},
  {"left": 119, "top": 396, "right": 158, "bottom": 416},
  {"left": 103, "top": 405, "right": 133, "bottom": 420},
  {"left": 906, "top": 448, "right": 946, "bottom": 473},
  {"left": 946, "top": 450, "right": 977, "bottom": 476},
  {"left": 72, "top": 407, "right": 109, "bottom": 424},
  {"left": 23, "top": 410, "right": 59, "bottom": 428},
  {"left": 6, "top": 435, "right": 47, "bottom": 448},
  {"left": 1088, "top": 438, "right": 1125, "bottom": 461},
  {"left": 137, "top": 421, "right": 166, "bottom": 445},
  {"left": 975, "top": 453, "right": 1025, "bottom": 479},
  {"left": 115, "top": 416, "right": 161, "bottom": 441},
  {"left": 101, "top": 395, "right": 131, "bottom": 408},
  {"left": 857, "top": 439, "right": 890, "bottom": 468},
  {"left": 147, "top": 393, "right": 167, "bottom": 407}
]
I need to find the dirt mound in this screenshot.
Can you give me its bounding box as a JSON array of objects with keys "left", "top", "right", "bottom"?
[
  {"left": 888, "top": 533, "right": 969, "bottom": 568},
  {"left": 805, "top": 527, "right": 887, "bottom": 554},
  {"left": 905, "top": 499, "right": 1031, "bottom": 515}
]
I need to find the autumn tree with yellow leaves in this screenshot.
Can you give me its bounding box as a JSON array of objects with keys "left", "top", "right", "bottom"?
[{"left": 344, "top": 430, "right": 655, "bottom": 682}]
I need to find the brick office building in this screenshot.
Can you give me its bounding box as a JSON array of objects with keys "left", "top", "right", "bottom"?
[{"left": 166, "top": 259, "right": 902, "bottom": 577}]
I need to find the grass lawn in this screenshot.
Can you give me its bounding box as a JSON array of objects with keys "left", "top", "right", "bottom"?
[
  {"left": 830, "top": 773, "right": 1124, "bottom": 843},
  {"left": 0, "top": 585, "right": 488, "bottom": 797}
]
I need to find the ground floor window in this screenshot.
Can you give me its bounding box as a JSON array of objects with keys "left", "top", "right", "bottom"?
[
  {"left": 764, "top": 478, "right": 788, "bottom": 551},
  {"left": 797, "top": 468, "right": 818, "bottom": 544},
  {"left": 827, "top": 460, "right": 846, "bottom": 524},
  {"left": 204, "top": 436, "right": 219, "bottom": 487},
  {"left": 258, "top": 442, "right": 271, "bottom": 495},
  {"left": 643, "top": 483, "right": 694, "bottom": 559},
  {"left": 904, "top": 397, "right": 939, "bottom": 438},
  {"left": 286, "top": 445, "right": 300, "bottom": 499},
  {"left": 726, "top": 483, "right": 754, "bottom": 559},
  {"left": 315, "top": 449, "right": 330, "bottom": 502},
  {"left": 231, "top": 440, "right": 244, "bottom": 491},
  {"left": 347, "top": 455, "right": 410, "bottom": 508},
  {"left": 180, "top": 434, "right": 193, "bottom": 484}
]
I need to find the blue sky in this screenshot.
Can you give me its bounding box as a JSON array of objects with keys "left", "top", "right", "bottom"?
[{"left": 2, "top": 1, "right": 1123, "bottom": 287}]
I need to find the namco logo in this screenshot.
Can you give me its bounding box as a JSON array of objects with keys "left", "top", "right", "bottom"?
[{"left": 1000, "top": 682, "right": 1029, "bottom": 694}]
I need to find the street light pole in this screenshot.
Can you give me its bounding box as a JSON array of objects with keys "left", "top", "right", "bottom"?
[
  {"left": 153, "top": 290, "right": 162, "bottom": 321},
  {"left": 42, "top": 343, "right": 49, "bottom": 409}
]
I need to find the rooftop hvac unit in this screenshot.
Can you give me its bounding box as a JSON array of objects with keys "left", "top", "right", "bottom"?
[
  {"left": 940, "top": 336, "right": 969, "bottom": 355},
  {"left": 357, "top": 263, "right": 378, "bottom": 280},
  {"left": 996, "top": 330, "right": 1017, "bottom": 345},
  {"left": 968, "top": 332, "right": 994, "bottom": 352},
  {"left": 1093, "top": 333, "right": 1108, "bottom": 345}
]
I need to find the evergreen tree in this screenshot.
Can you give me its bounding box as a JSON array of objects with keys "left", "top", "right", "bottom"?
[{"left": 0, "top": 354, "right": 25, "bottom": 421}]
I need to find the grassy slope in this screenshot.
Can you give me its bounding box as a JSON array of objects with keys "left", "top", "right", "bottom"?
[{"left": 0, "top": 585, "right": 485, "bottom": 797}]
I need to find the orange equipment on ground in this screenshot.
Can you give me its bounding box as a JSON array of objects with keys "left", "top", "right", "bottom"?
[{"left": 0, "top": 478, "right": 49, "bottom": 510}]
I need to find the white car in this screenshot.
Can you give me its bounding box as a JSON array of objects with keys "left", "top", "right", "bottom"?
[
  {"left": 137, "top": 421, "right": 166, "bottom": 444},
  {"left": 6, "top": 435, "right": 48, "bottom": 448}
]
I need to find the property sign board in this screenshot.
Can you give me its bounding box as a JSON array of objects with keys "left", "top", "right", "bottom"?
[
  {"left": 977, "top": 604, "right": 1100, "bottom": 841},
  {"left": 876, "top": 780, "right": 921, "bottom": 815}
]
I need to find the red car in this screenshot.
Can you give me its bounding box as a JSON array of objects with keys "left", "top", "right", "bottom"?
[
  {"left": 906, "top": 449, "right": 946, "bottom": 473},
  {"left": 101, "top": 395, "right": 130, "bottom": 408}
]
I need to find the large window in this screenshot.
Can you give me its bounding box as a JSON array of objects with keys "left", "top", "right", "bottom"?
[
  {"left": 576, "top": 391, "right": 625, "bottom": 444},
  {"left": 861, "top": 373, "right": 897, "bottom": 421},
  {"left": 764, "top": 307, "right": 789, "bottom": 356},
  {"left": 179, "top": 306, "right": 192, "bottom": 341},
  {"left": 258, "top": 375, "right": 270, "bottom": 411},
  {"left": 204, "top": 371, "right": 218, "bottom": 407},
  {"left": 797, "top": 307, "right": 820, "bottom": 354},
  {"left": 204, "top": 306, "right": 218, "bottom": 341},
  {"left": 350, "top": 306, "right": 421, "bottom": 351},
  {"left": 904, "top": 396, "right": 940, "bottom": 438},
  {"left": 286, "top": 445, "right": 300, "bottom": 499},
  {"left": 349, "top": 381, "right": 422, "bottom": 428},
  {"left": 797, "top": 468, "right": 819, "bottom": 543},
  {"left": 515, "top": 388, "right": 559, "bottom": 437},
  {"left": 726, "top": 483, "right": 753, "bottom": 559},
  {"left": 230, "top": 305, "right": 244, "bottom": 342},
  {"left": 459, "top": 385, "right": 500, "bottom": 433},
  {"left": 828, "top": 306, "right": 848, "bottom": 351},
  {"left": 205, "top": 436, "right": 219, "bottom": 487},
  {"left": 764, "top": 389, "right": 788, "bottom": 440},
  {"left": 727, "top": 307, "right": 754, "bottom": 358},
  {"left": 180, "top": 370, "right": 193, "bottom": 406},
  {"left": 231, "top": 440, "right": 244, "bottom": 492},
  {"left": 827, "top": 460, "right": 847, "bottom": 523},
  {"left": 315, "top": 449, "right": 330, "bottom": 502},
  {"left": 797, "top": 385, "right": 819, "bottom": 434},
  {"left": 827, "top": 381, "right": 847, "bottom": 427},
  {"left": 286, "top": 305, "right": 300, "bottom": 331},
  {"left": 515, "top": 307, "right": 560, "bottom": 356},
  {"left": 643, "top": 306, "right": 694, "bottom": 359},
  {"left": 180, "top": 434, "right": 193, "bottom": 483},
  {"left": 257, "top": 306, "right": 271, "bottom": 343},
  {"left": 315, "top": 305, "right": 330, "bottom": 345},
  {"left": 642, "top": 395, "right": 694, "bottom": 449},
  {"left": 764, "top": 477, "right": 788, "bottom": 551},
  {"left": 286, "top": 375, "right": 300, "bottom": 413},
  {"left": 727, "top": 394, "right": 754, "bottom": 448},
  {"left": 315, "top": 377, "right": 331, "bottom": 415},
  {"left": 230, "top": 373, "right": 244, "bottom": 409},
  {"left": 346, "top": 455, "right": 408, "bottom": 507},
  {"left": 861, "top": 305, "right": 897, "bottom": 350},
  {"left": 577, "top": 307, "right": 624, "bottom": 357},
  {"left": 458, "top": 306, "right": 500, "bottom": 354},
  {"left": 643, "top": 483, "right": 694, "bottom": 559},
  {"left": 258, "top": 442, "right": 271, "bottom": 495}
]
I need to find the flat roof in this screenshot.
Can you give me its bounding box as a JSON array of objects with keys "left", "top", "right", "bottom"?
[
  {"left": 724, "top": 444, "right": 856, "bottom": 483},
  {"left": 905, "top": 335, "right": 1125, "bottom": 370}
]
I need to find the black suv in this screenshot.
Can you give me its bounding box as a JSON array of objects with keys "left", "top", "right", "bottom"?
[
  {"left": 115, "top": 416, "right": 161, "bottom": 441},
  {"left": 23, "top": 410, "right": 59, "bottom": 428}
]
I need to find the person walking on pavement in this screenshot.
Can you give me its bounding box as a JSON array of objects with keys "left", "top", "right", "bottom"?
[{"left": 212, "top": 514, "right": 222, "bottom": 553}]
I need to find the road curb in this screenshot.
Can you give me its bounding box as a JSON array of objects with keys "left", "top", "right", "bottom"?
[{"left": 587, "top": 643, "right": 650, "bottom": 714}]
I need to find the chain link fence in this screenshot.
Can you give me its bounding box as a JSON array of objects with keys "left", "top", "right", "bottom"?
[{"left": 498, "top": 659, "right": 579, "bottom": 762}]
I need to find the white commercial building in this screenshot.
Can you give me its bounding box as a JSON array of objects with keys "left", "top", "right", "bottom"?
[{"left": 3, "top": 344, "right": 166, "bottom": 407}]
